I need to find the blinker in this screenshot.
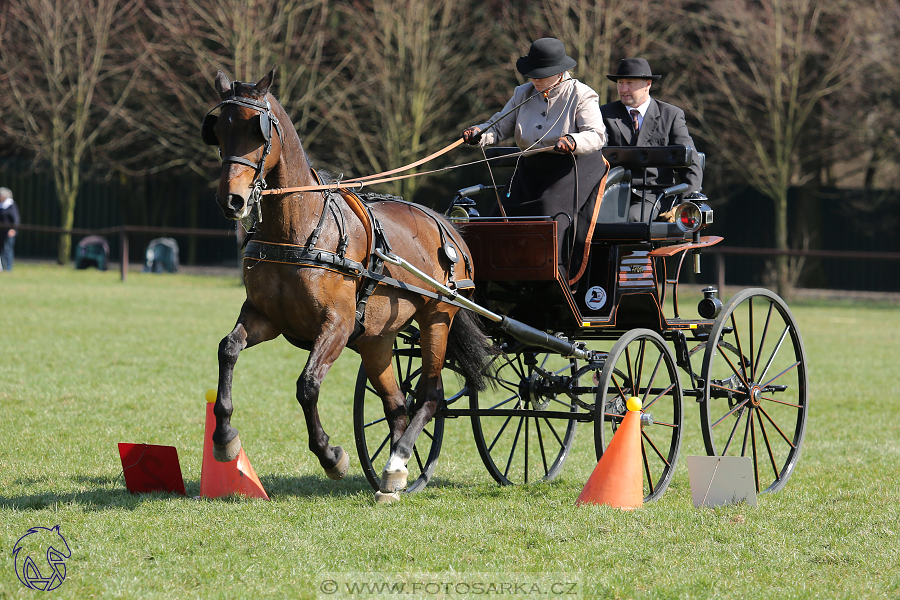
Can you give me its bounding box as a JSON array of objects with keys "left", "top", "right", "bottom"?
[{"left": 201, "top": 113, "right": 219, "bottom": 145}]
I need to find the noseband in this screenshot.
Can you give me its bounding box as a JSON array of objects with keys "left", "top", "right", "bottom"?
[{"left": 201, "top": 85, "right": 283, "bottom": 223}]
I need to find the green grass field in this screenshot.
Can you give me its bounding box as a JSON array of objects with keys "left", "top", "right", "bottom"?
[{"left": 1, "top": 264, "right": 898, "bottom": 599}]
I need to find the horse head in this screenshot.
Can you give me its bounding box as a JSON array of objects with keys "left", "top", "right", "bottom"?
[{"left": 203, "top": 67, "right": 285, "bottom": 221}]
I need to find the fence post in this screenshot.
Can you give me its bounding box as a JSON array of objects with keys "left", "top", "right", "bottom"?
[
  {"left": 120, "top": 229, "right": 129, "bottom": 282},
  {"left": 716, "top": 252, "right": 725, "bottom": 295}
]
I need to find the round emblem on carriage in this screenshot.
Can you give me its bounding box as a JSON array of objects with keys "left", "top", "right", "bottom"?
[{"left": 585, "top": 286, "right": 607, "bottom": 310}]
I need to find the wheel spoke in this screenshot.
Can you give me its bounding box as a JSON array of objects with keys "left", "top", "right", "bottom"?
[
  {"left": 645, "top": 382, "right": 675, "bottom": 411},
  {"left": 371, "top": 433, "right": 390, "bottom": 463},
  {"left": 642, "top": 352, "right": 664, "bottom": 406},
  {"left": 762, "top": 361, "right": 801, "bottom": 389},
  {"left": 503, "top": 417, "right": 526, "bottom": 479},
  {"left": 641, "top": 430, "right": 671, "bottom": 466},
  {"left": 750, "top": 411, "right": 760, "bottom": 492},
  {"left": 641, "top": 438, "right": 655, "bottom": 494},
  {"left": 740, "top": 407, "right": 752, "bottom": 456},
  {"left": 757, "top": 326, "right": 790, "bottom": 384},
  {"left": 757, "top": 404, "right": 797, "bottom": 447},
  {"left": 730, "top": 311, "right": 749, "bottom": 383},
  {"left": 711, "top": 398, "right": 750, "bottom": 429},
  {"left": 413, "top": 445, "right": 425, "bottom": 473},
  {"left": 488, "top": 413, "right": 516, "bottom": 453},
  {"left": 716, "top": 341, "right": 751, "bottom": 389},
  {"left": 524, "top": 416, "right": 529, "bottom": 484},
  {"left": 634, "top": 339, "right": 646, "bottom": 397},
  {"left": 760, "top": 395, "right": 802, "bottom": 408},
  {"left": 624, "top": 346, "right": 635, "bottom": 393},
  {"left": 721, "top": 405, "right": 746, "bottom": 455},
  {"left": 748, "top": 299, "right": 755, "bottom": 379},
  {"left": 610, "top": 372, "right": 630, "bottom": 402},
  {"left": 364, "top": 415, "right": 388, "bottom": 428},
  {"left": 753, "top": 302, "right": 775, "bottom": 381},
  {"left": 756, "top": 409, "right": 780, "bottom": 480},
  {"left": 534, "top": 417, "right": 550, "bottom": 477}
]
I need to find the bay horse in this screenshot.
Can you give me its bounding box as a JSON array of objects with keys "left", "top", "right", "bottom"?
[{"left": 203, "top": 67, "right": 490, "bottom": 502}]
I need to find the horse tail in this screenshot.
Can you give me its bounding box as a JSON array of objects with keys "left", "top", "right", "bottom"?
[{"left": 446, "top": 308, "right": 497, "bottom": 392}]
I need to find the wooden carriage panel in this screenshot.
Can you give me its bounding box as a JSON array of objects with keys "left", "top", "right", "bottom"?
[{"left": 457, "top": 221, "right": 557, "bottom": 281}]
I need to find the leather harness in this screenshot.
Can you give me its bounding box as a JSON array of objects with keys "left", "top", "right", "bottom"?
[{"left": 242, "top": 183, "right": 475, "bottom": 339}]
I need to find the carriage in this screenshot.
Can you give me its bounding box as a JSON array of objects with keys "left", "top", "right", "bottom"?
[{"left": 352, "top": 145, "right": 809, "bottom": 502}]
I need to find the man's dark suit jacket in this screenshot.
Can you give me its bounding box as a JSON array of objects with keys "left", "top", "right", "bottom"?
[{"left": 600, "top": 98, "right": 703, "bottom": 221}]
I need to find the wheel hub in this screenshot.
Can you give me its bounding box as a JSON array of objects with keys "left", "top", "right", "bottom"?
[
  {"left": 519, "top": 372, "right": 553, "bottom": 411},
  {"left": 750, "top": 385, "right": 762, "bottom": 407}
]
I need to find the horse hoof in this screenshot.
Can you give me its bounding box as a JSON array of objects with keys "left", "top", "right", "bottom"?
[
  {"left": 374, "top": 491, "right": 401, "bottom": 504},
  {"left": 379, "top": 466, "right": 408, "bottom": 493},
  {"left": 213, "top": 435, "right": 241, "bottom": 462},
  {"left": 324, "top": 447, "right": 350, "bottom": 481}
]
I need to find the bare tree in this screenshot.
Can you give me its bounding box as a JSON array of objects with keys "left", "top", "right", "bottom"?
[
  {"left": 129, "top": 0, "right": 351, "bottom": 178},
  {"left": 681, "top": 0, "right": 862, "bottom": 298},
  {"left": 320, "top": 0, "right": 494, "bottom": 201},
  {"left": 534, "top": 0, "right": 690, "bottom": 104},
  {"left": 0, "top": 0, "right": 144, "bottom": 264}
]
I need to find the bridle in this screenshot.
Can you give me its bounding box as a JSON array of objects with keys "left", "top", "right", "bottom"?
[{"left": 201, "top": 84, "right": 284, "bottom": 222}]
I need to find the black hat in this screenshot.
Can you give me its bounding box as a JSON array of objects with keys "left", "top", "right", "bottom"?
[
  {"left": 606, "top": 58, "right": 661, "bottom": 82},
  {"left": 516, "top": 38, "right": 577, "bottom": 79}
]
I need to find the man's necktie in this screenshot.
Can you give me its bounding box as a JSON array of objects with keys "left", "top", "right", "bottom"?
[{"left": 630, "top": 109, "right": 641, "bottom": 134}]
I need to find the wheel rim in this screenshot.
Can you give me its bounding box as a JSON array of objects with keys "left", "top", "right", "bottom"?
[
  {"left": 594, "top": 329, "right": 683, "bottom": 503},
  {"left": 700, "top": 288, "right": 808, "bottom": 494},
  {"left": 471, "top": 347, "right": 578, "bottom": 485},
  {"left": 353, "top": 331, "right": 455, "bottom": 494}
]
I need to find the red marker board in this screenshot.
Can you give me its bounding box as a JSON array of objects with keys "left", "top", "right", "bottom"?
[{"left": 118, "top": 443, "right": 186, "bottom": 495}]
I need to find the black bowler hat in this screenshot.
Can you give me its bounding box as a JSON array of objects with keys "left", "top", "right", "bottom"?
[
  {"left": 606, "top": 58, "right": 661, "bottom": 82},
  {"left": 516, "top": 38, "right": 577, "bottom": 79}
]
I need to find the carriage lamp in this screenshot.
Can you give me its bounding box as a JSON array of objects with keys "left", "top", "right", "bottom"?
[
  {"left": 447, "top": 197, "right": 480, "bottom": 223},
  {"left": 674, "top": 199, "right": 713, "bottom": 233},
  {"left": 697, "top": 286, "right": 723, "bottom": 319}
]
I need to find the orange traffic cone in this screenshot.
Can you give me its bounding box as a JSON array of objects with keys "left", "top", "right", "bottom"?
[
  {"left": 200, "top": 390, "right": 269, "bottom": 500},
  {"left": 576, "top": 397, "right": 643, "bottom": 509}
]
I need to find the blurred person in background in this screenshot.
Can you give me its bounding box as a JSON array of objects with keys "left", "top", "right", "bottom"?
[{"left": 0, "top": 187, "right": 20, "bottom": 272}]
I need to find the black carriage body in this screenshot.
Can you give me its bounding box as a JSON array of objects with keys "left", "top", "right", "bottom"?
[{"left": 457, "top": 219, "right": 714, "bottom": 341}]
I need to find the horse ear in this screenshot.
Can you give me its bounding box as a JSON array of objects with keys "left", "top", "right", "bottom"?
[
  {"left": 214, "top": 71, "right": 231, "bottom": 98},
  {"left": 255, "top": 66, "right": 276, "bottom": 96}
]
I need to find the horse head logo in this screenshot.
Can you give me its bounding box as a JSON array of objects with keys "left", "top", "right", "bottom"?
[{"left": 12, "top": 525, "right": 71, "bottom": 591}]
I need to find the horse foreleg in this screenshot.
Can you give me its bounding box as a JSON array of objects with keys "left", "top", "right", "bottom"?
[
  {"left": 297, "top": 329, "right": 351, "bottom": 480},
  {"left": 214, "top": 302, "right": 280, "bottom": 462}
]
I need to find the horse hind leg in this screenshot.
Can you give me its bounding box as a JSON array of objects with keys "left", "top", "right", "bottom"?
[{"left": 378, "top": 316, "right": 452, "bottom": 499}]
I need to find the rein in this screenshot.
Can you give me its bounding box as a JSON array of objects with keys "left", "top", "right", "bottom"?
[
  {"left": 258, "top": 80, "right": 566, "bottom": 197},
  {"left": 260, "top": 145, "right": 553, "bottom": 196}
]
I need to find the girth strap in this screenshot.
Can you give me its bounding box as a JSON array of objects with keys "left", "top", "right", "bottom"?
[{"left": 243, "top": 240, "right": 365, "bottom": 278}]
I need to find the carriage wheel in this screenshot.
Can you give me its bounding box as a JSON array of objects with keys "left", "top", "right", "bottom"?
[
  {"left": 594, "top": 329, "right": 683, "bottom": 503},
  {"left": 471, "top": 347, "right": 579, "bottom": 486},
  {"left": 700, "top": 288, "right": 808, "bottom": 494},
  {"left": 353, "top": 329, "right": 463, "bottom": 494}
]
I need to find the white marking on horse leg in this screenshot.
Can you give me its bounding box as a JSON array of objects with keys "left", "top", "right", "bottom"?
[{"left": 380, "top": 453, "right": 409, "bottom": 493}]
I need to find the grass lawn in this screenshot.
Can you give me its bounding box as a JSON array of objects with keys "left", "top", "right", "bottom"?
[{"left": 1, "top": 263, "right": 898, "bottom": 599}]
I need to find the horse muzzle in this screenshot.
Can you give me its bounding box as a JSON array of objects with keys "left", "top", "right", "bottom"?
[{"left": 216, "top": 192, "right": 254, "bottom": 220}]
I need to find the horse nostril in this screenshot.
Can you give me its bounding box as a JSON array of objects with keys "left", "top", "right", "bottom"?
[{"left": 223, "top": 193, "right": 245, "bottom": 213}]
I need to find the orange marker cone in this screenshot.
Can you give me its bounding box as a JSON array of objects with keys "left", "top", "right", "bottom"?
[
  {"left": 576, "top": 396, "right": 644, "bottom": 509},
  {"left": 200, "top": 390, "right": 269, "bottom": 500}
]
